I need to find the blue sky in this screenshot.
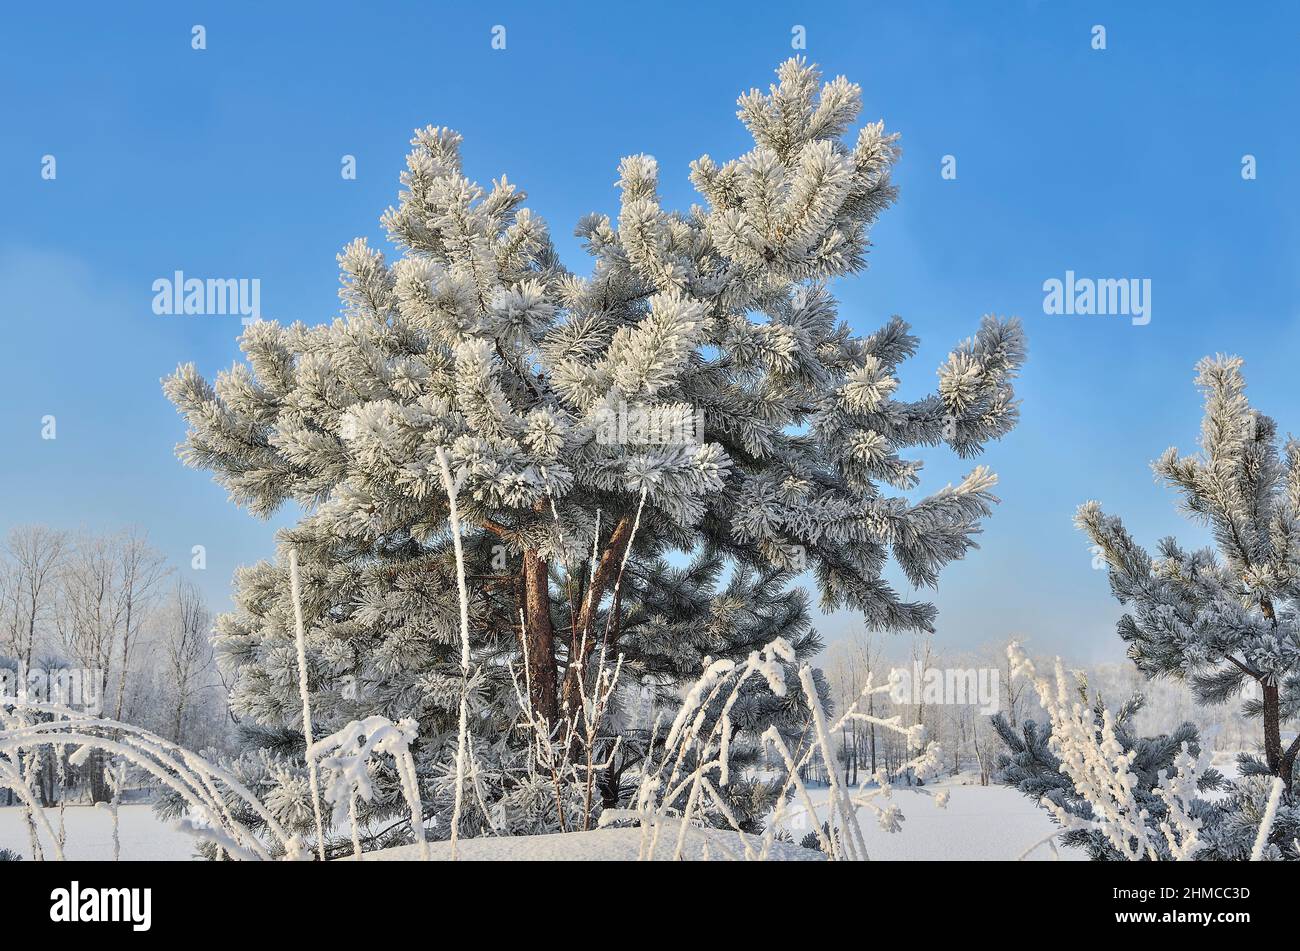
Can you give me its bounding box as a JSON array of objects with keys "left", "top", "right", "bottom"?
[{"left": 2, "top": 2, "right": 1297, "bottom": 664}]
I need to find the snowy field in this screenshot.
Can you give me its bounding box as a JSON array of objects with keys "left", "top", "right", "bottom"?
[
  {"left": 1, "top": 776, "right": 1079, "bottom": 861},
  {"left": 0, "top": 803, "right": 196, "bottom": 861},
  {"left": 776, "top": 775, "right": 1085, "bottom": 861},
  {"left": 359, "top": 827, "right": 823, "bottom": 861},
  {"left": 365, "top": 780, "right": 1081, "bottom": 860}
]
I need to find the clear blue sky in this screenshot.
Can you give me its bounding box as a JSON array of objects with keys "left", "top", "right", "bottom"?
[{"left": 2, "top": 2, "right": 1297, "bottom": 664}]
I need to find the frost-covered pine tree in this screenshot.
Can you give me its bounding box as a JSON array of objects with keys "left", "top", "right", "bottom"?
[
  {"left": 993, "top": 647, "right": 1299, "bottom": 861},
  {"left": 164, "top": 59, "right": 1025, "bottom": 844},
  {"left": 993, "top": 670, "right": 1224, "bottom": 860},
  {"left": 1078, "top": 356, "right": 1300, "bottom": 793}
]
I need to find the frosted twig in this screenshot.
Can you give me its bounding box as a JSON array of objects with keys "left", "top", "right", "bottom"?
[
  {"left": 309, "top": 714, "right": 428, "bottom": 861},
  {"left": 288, "top": 549, "right": 327, "bottom": 861},
  {"left": 435, "top": 446, "right": 474, "bottom": 860},
  {"left": 0, "top": 703, "right": 301, "bottom": 860},
  {"left": 1251, "top": 776, "right": 1285, "bottom": 861},
  {"left": 1007, "top": 642, "right": 1210, "bottom": 861}
]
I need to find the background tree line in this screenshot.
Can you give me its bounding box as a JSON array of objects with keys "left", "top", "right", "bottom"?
[
  {"left": 0, "top": 524, "right": 232, "bottom": 804},
  {"left": 818, "top": 630, "right": 1259, "bottom": 789}
]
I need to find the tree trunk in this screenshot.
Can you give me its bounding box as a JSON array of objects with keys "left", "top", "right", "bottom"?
[
  {"left": 172, "top": 698, "right": 186, "bottom": 744},
  {"left": 87, "top": 749, "right": 110, "bottom": 803},
  {"left": 116, "top": 599, "right": 133, "bottom": 722},
  {"left": 1263, "top": 681, "right": 1283, "bottom": 777},
  {"left": 522, "top": 548, "right": 558, "bottom": 724},
  {"left": 1281, "top": 736, "right": 1299, "bottom": 795},
  {"left": 868, "top": 693, "right": 877, "bottom": 776},
  {"left": 559, "top": 514, "right": 635, "bottom": 713},
  {"left": 850, "top": 720, "right": 858, "bottom": 786},
  {"left": 842, "top": 725, "right": 851, "bottom": 785}
]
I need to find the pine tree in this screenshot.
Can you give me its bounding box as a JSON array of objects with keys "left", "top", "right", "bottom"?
[
  {"left": 992, "top": 688, "right": 1223, "bottom": 860},
  {"left": 1077, "top": 356, "right": 1300, "bottom": 792},
  {"left": 163, "top": 58, "right": 1025, "bottom": 843},
  {"left": 992, "top": 651, "right": 1300, "bottom": 861}
]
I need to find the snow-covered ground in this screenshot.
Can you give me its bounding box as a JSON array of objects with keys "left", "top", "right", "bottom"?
[
  {"left": 0, "top": 803, "right": 197, "bottom": 861},
  {"left": 356, "top": 826, "right": 823, "bottom": 861},
  {"left": 1, "top": 775, "right": 1079, "bottom": 861},
  {"left": 775, "top": 774, "right": 1085, "bottom": 861}
]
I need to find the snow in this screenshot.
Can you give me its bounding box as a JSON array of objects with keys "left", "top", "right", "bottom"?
[
  {"left": 774, "top": 775, "right": 1086, "bottom": 861},
  {"left": 353, "top": 778, "right": 1083, "bottom": 861},
  {"left": 0, "top": 803, "right": 197, "bottom": 861},
  {"left": 349, "top": 825, "right": 824, "bottom": 862},
  {"left": 0, "top": 776, "right": 1085, "bottom": 862}
]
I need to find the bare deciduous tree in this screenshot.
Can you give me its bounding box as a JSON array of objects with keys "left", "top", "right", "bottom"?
[
  {"left": 0, "top": 525, "right": 68, "bottom": 669},
  {"left": 161, "top": 580, "right": 213, "bottom": 744},
  {"left": 110, "top": 528, "right": 171, "bottom": 721},
  {"left": 56, "top": 532, "right": 121, "bottom": 680}
]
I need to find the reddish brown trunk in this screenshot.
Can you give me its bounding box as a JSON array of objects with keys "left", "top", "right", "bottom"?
[
  {"left": 522, "top": 548, "right": 558, "bottom": 724},
  {"left": 1279, "top": 743, "right": 1300, "bottom": 795},
  {"left": 1282, "top": 735, "right": 1299, "bottom": 795},
  {"left": 1257, "top": 597, "right": 1290, "bottom": 790},
  {"left": 1263, "top": 682, "right": 1283, "bottom": 777},
  {"left": 560, "top": 515, "right": 636, "bottom": 713}
]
